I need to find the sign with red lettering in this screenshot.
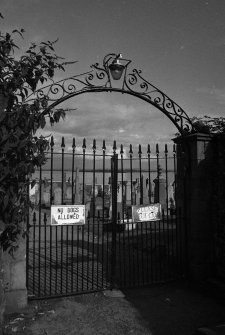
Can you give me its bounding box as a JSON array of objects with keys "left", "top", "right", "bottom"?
[
  {"left": 51, "top": 205, "right": 85, "bottom": 225},
  {"left": 132, "top": 203, "right": 162, "bottom": 222}
]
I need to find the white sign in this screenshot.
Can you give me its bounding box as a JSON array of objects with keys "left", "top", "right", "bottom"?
[
  {"left": 51, "top": 205, "right": 85, "bottom": 226},
  {"left": 132, "top": 203, "right": 162, "bottom": 222}
]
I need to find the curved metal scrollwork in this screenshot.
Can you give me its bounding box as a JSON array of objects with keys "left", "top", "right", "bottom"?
[{"left": 25, "top": 53, "right": 195, "bottom": 136}]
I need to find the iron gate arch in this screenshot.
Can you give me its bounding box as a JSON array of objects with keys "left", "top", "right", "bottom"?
[
  {"left": 26, "top": 54, "right": 190, "bottom": 299},
  {"left": 25, "top": 53, "right": 196, "bottom": 136}
]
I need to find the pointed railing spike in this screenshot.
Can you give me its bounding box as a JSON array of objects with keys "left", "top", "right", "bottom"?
[
  {"left": 165, "top": 143, "right": 168, "bottom": 154},
  {"left": 92, "top": 139, "right": 96, "bottom": 151},
  {"left": 173, "top": 144, "right": 176, "bottom": 153},
  {"left": 50, "top": 136, "right": 54, "bottom": 147},
  {"left": 102, "top": 139, "right": 106, "bottom": 151},
  {"left": 72, "top": 138, "right": 76, "bottom": 149},
  {"left": 82, "top": 138, "right": 86, "bottom": 149},
  {"left": 120, "top": 144, "right": 124, "bottom": 154},
  {"left": 129, "top": 144, "right": 133, "bottom": 154},
  {"left": 138, "top": 144, "right": 142, "bottom": 155},
  {"left": 61, "top": 137, "right": 65, "bottom": 148},
  {"left": 113, "top": 140, "right": 117, "bottom": 153}
]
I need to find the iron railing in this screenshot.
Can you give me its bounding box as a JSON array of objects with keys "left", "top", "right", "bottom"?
[{"left": 26, "top": 138, "right": 185, "bottom": 299}]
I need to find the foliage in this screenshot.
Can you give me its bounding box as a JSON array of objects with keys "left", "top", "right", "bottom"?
[
  {"left": 191, "top": 116, "right": 225, "bottom": 134},
  {"left": 0, "top": 23, "right": 72, "bottom": 254}
]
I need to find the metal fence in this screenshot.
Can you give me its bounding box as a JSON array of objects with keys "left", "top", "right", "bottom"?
[{"left": 26, "top": 137, "right": 185, "bottom": 299}]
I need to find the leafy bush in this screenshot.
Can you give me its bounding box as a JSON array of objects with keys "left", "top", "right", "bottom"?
[
  {"left": 0, "top": 21, "right": 71, "bottom": 254},
  {"left": 191, "top": 116, "right": 225, "bottom": 134}
]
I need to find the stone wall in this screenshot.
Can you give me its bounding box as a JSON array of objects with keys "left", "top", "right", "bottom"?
[
  {"left": 174, "top": 133, "right": 215, "bottom": 280},
  {"left": 2, "top": 235, "right": 27, "bottom": 313},
  {"left": 0, "top": 89, "right": 27, "bottom": 320},
  {"left": 211, "top": 135, "right": 225, "bottom": 279}
]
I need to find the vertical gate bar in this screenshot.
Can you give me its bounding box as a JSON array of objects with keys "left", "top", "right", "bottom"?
[
  {"left": 76, "top": 225, "right": 80, "bottom": 292},
  {"left": 44, "top": 213, "right": 47, "bottom": 296},
  {"left": 161, "top": 209, "right": 165, "bottom": 281},
  {"left": 154, "top": 220, "right": 157, "bottom": 282},
  {"left": 136, "top": 221, "right": 140, "bottom": 286},
  {"left": 61, "top": 137, "right": 65, "bottom": 294},
  {"left": 132, "top": 218, "right": 135, "bottom": 285},
  {"left": 110, "top": 143, "right": 118, "bottom": 290},
  {"left": 145, "top": 221, "right": 149, "bottom": 283},
  {"left": 129, "top": 144, "right": 133, "bottom": 286},
  {"left": 38, "top": 165, "right": 42, "bottom": 297},
  {"left": 158, "top": 216, "right": 162, "bottom": 282},
  {"left": 97, "top": 213, "right": 100, "bottom": 288},
  {"left": 147, "top": 144, "right": 152, "bottom": 204},
  {"left": 156, "top": 144, "right": 160, "bottom": 202},
  {"left": 138, "top": 145, "right": 143, "bottom": 205},
  {"left": 92, "top": 139, "right": 96, "bottom": 222},
  {"left": 106, "top": 199, "right": 109, "bottom": 286},
  {"left": 136, "top": 145, "right": 142, "bottom": 285},
  {"left": 170, "top": 207, "right": 174, "bottom": 279},
  {"left": 66, "top": 225, "right": 69, "bottom": 293},
  {"left": 145, "top": 147, "right": 150, "bottom": 283},
  {"left": 32, "top": 212, "right": 36, "bottom": 296},
  {"left": 50, "top": 136, "right": 54, "bottom": 205},
  {"left": 55, "top": 226, "right": 58, "bottom": 294},
  {"left": 61, "top": 137, "right": 65, "bottom": 205},
  {"left": 102, "top": 140, "right": 106, "bottom": 223},
  {"left": 71, "top": 138, "right": 76, "bottom": 204},
  {"left": 165, "top": 144, "right": 170, "bottom": 280},
  {"left": 165, "top": 144, "right": 169, "bottom": 215},
  {"left": 117, "top": 212, "right": 122, "bottom": 284},
  {"left": 123, "top": 215, "right": 127, "bottom": 287},
  {"left": 127, "top": 212, "right": 131, "bottom": 286},
  {"left": 92, "top": 139, "right": 96, "bottom": 290},
  {"left": 50, "top": 136, "right": 54, "bottom": 295},
  {"left": 120, "top": 145, "right": 126, "bottom": 286},
  {"left": 81, "top": 225, "right": 84, "bottom": 291},
  {"left": 129, "top": 145, "right": 133, "bottom": 205},
  {"left": 120, "top": 145, "right": 124, "bottom": 222},
  {"left": 102, "top": 141, "right": 106, "bottom": 287},
  {"left": 92, "top": 140, "right": 96, "bottom": 290},
  {"left": 82, "top": 139, "right": 86, "bottom": 205},
  {"left": 150, "top": 221, "right": 153, "bottom": 283},
  {"left": 71, "top": 225, "right": 74, "bottom": 293},
  {"left": 173, "top": 144, "right": 178, "bottom": 274},
  {"left": 156, "top": 144, "right": 160, "bottom": 282},
  {"left": 101, "top": 215, "right": 105, "bottom": 288},
  {"left": 87, "top": 212, "right": 90, "bottom": 291},
  {"left": 26, "top": 180, "right": 30, "bottom": 296},
  {"left": 141, "top": 222, "right": 144, "bottom": 285},
  {"left": 82, "top": 139, "right": 86, "bottom": 292}
]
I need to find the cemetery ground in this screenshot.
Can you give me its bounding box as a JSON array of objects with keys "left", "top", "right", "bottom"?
[
  {"left": 4, "top": 207, "right": 225, "bottom": 334},
  {"left": 2, "top": 280, "right": 225, "bottom": 335},
  {"left": 27, "top": 207, "right": 179, "bottom": 298}
]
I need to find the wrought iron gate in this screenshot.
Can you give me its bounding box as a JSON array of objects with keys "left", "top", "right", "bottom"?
[{"left": 26, "top": 137, "right": 186, "bottom": 299}]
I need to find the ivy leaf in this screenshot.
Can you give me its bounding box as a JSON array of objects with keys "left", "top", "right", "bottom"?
[
  {"left": 40, "top": 117, "right": 46, "bottom": 129},
  {"left": 12, "top": 29, "right": 24, "bottom": 39}
]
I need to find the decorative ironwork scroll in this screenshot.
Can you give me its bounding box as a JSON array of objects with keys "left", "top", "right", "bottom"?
[{"left": 25, "top": 53, "right": 195, "bottom": 135}]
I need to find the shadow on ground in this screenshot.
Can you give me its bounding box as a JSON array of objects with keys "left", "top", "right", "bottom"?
[{"left": 123, "top": 280, "right": 225, "bottom": 335}]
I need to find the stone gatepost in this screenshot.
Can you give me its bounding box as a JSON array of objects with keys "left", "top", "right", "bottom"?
[
  {"left": 0, "top": 89, "right": 28, "bottom": 314},
  {"left": 174, "top": 133, "right": 214, "bottom": 281},
  {"left": 2, "top": 235, "right": 27, "bottom": 313}
]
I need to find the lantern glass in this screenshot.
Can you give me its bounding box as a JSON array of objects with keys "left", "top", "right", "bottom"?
[{"left": 108, "top": 60, "right": 125, "bottom": 80}]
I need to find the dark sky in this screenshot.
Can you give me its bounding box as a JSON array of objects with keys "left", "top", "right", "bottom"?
[{"left": 1, "top": 0, "right": 225, "bottom": 150}]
